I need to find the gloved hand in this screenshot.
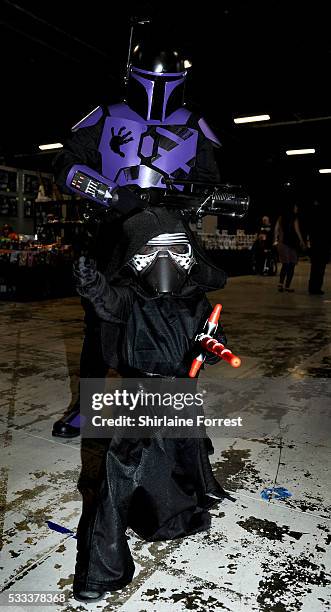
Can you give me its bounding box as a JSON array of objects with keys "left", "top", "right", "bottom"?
[
  {"left": 73, "top": 255, "right": 112, "bottom": 311},
  {"left": 204, "top": 327, "right": 228, "bottom": 365},
  {"left": 73, "top": 256, "right": 98, "bottom": 288}
]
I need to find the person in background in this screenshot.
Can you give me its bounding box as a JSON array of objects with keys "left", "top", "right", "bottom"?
[
  {"left": 307, "top": 197, "right": 331, "bottom": 295},
  {"left": 260, "top": 215, "right": 273, "bottom": 246},
  {"left": 274, "top": 204, "right": 306, "bottom": 292},
  {"left": 252, "top": 215, "right": 274, "bottom": 275}
]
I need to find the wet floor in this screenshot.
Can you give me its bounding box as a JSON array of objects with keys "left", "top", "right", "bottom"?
[{"left": 0, "top": 261, "right": 330, "bottom": 611}]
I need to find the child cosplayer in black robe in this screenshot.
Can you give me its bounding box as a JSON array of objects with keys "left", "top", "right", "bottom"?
[{"left": 72, "top": 207, "right": 229, "bottom": 603}]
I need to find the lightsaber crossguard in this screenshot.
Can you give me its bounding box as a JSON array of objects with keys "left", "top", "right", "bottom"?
[{"left": 189, "top": 304, "right": 241, "bottom": 378}]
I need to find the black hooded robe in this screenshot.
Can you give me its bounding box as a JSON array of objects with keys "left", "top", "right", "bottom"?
[{"left": 73, "top": 208, "right": 229, "bottom": 593}]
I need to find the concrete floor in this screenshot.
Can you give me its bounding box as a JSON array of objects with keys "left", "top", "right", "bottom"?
[{"left": 0, "top": 261, "right": 330, "bottom": 611}]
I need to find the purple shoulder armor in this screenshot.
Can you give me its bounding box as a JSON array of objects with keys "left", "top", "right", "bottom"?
[
  {"left": 71, "top": 106, "right": 104, "bottom": 132},
  {"left": 198, "top": 118, "right": 222, "bottom": 147}
]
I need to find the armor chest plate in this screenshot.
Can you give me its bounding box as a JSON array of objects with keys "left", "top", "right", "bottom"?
[{"left": 98, "top": 116, "right": 198, "bottom": 189}]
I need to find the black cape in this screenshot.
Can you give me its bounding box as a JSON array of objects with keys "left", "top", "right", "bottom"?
[{"left": 74, "top": 208, "right": 229, "bottom": 593}]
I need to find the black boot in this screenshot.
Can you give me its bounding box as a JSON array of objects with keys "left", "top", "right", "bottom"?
[
  {"left": 309, "top": 289, "right": 324, "bottom": 295},
  {"left": 198, "top": 439, "right": 227, "bottom": 502},
  {"left": 73, "top": 590, "right": 106, "bottom": 603},
  {"left": 52, "top": 403, "right": 80, "bottom": 438}
]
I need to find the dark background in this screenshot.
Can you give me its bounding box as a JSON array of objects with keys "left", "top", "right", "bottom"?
[{"left": 1, "top": 0, "right": 330, "bottom": 222}]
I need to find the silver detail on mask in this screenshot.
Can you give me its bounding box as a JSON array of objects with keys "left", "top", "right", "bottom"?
[
  {"left": 128, "top": 233, "right": 196, "bottom": 274},
  {"left": 129, "top": 250, "right": 158, "bottom": 272},
  {"left": 147, "top": 233, "right": 189, "bottom": 245}
]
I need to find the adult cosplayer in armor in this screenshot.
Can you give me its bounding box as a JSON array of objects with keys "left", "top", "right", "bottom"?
[
  {"left": 52, "top": 38, "right": 222, "bottom": 438},
  {"left": 72, "top": 207, "right": 230, "bottom": 603},
  {"left": 56, "top": 43, "right": 220, "bottom": 204}
]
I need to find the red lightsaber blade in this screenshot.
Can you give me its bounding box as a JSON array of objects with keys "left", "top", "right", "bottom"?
[{"left": 199, "top": 336, "right": 241, "bottom": 368}]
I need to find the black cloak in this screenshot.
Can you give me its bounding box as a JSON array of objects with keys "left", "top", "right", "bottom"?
[{"left": 73, "top": 207, "right": 230, "bottom": 594}]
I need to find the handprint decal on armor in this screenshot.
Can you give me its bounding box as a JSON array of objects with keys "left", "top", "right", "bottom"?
[{"left": 110, "top": 126, "right": 133, "bottom": 157}]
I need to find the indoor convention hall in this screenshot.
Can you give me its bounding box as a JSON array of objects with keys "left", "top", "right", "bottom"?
[{"left": 0, "top": 2, "right": 330, "bottom": 611}]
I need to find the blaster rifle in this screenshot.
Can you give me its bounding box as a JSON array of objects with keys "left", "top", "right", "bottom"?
[
  {"left": 159, "top": 178, "right": 250, "bottom": 220},
  {"left": 80, "top": 178, "right": 249, "bottom": 224}
]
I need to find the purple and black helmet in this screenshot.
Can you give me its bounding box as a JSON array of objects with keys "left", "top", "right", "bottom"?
[{"left": 126, "top": 41, "right": 189, "bottom": 121}]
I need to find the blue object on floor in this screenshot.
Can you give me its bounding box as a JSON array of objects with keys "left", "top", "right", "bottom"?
[
  {"left": 69, "top": 414, "right": 80, "bottom": 428},
  {"left": 260, "top": 486, "right": 292, "bottom": 501},
  {"left": 47, "top": 520, "right": 77, "bottom": 538},
  {"left": 68, "top": 413, "right": 86, "bottom": 428}
]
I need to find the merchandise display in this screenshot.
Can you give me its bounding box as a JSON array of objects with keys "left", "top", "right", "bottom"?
[
  {"left": 198, "top": 230, "right": 257, "bottom": 275},
  {"left": 199, "top": 230, "right": 257, "bottom": 250},
  {"left": 0, "top": 166, "right": 89, "bottom": 300},
  {"left": 0, "top": 236, "right": 75, "bottom": 300}
]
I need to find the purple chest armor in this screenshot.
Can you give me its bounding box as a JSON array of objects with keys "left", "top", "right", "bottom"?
[{"left": 99, "top": 103, "right": 198, "bottom": 191}]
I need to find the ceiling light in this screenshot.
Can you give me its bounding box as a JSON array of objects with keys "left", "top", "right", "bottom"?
[
  {"left": 184, "top": 60, "right": 192, "bottom": 69},
  {"left": 318, "top": 168, "right": 331, "bottom": 173},
  {"left": 286, "top": 148, "right": 315, "bottom": 155},
  {"left": 234, "top": 114, "right": 270, "bottom": 124},
  {"left": 38, "top": 143, "right": 63, "bottom": 151}
]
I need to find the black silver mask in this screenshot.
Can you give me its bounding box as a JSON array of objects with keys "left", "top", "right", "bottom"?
[{"left": 128, "top": 233, "right": 196, "bottom": 294}]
